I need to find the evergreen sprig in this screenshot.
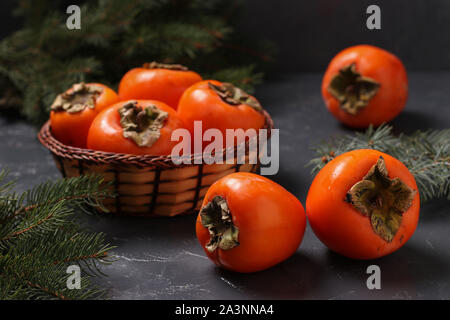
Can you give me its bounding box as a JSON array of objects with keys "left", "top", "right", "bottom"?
[
  {"left": 307, "top": 124, "right": 450, "bottom": 202},
  {"left": 0, "top": 171, "right": 115, "bottom": 299},
  {"left": 0, "top": 0, "right": 273, "bottom": 124}
]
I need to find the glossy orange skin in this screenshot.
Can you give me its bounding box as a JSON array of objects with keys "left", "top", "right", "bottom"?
[
  {"left": 306, "top": 149, "right": 420, "bottom": 260},
  {"left": 196, "top": 172, "right": 306, "bottom": 273},
  {"left": 322, "top": 45, "right": 408, "bottom": 128},
  {"left": 87, "top": 100, "right": 185, "bottom": 155},
  {"left": 177, "top": 80, "right": 266, "bottom": 138},
  {"left": 50, "top": 83, "right": 118, "bottom": 148},
  {"left": 118, "top": 67, "right": 202, "bottom": 109}
]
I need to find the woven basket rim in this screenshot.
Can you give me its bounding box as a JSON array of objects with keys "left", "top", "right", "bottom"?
[{"left": 38, "top": 110, "right": 274, "bottom": 168}]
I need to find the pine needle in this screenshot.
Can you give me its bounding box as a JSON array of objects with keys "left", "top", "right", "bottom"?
[
  {"left": 306, "top": 124, "right": 450, "bottom": 202},
  {"left": 0, "top": 171, "right": 115, "bottom": 300}
]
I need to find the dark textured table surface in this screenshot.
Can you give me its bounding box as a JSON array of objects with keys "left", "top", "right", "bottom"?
[{"left": 1, "top": 72, "right": 449, "bottom": 300}]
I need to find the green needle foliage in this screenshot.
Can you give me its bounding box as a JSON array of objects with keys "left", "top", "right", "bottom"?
[
  {"left": 0, "top": 0, "right": 273, "bottom": 124},
  {"left": 307, "top": 124, "right": 450, "bottom": 202},
  {"left": 0, "top": 171, "right": 115, "bottom": 299}
]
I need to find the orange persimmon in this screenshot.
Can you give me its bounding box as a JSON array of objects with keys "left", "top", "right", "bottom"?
[
  {"left": 50, "top": 82, "right": 118, "bottom": 148},
  {"left": 306, "top": 149, "right": 420, "bottom": 260},
  {"left": 322, "top": 45, "right": 408, "bottom": 128},
  {"left": 118, "top": 62, "right": 202, "bottom": 109},
  {"left": 177, "top": 80, "right": 266, "bottom": 138},
  {"left": 87, "top": 100, "right": 185, "bottom": 155},
  {"left": 196, "top": 172, "right": 306, "bottom": 273}
]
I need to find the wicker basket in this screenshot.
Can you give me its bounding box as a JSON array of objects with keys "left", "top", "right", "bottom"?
[{"left": 38, "top": 111, "right": 273, "bottom": 217}]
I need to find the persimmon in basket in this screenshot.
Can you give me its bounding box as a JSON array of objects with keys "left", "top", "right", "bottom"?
[
  {"left": 118, "top": 62, "right": 202, "bottom": 110},
  {"left": 50, "top": 82, "right": 118, "bottom": 148},
  {"left": 87, "top": 100, "right": 185, "bottom": 155},
  {"left": 322, "top": 45, "right": 408, "bottom": 128},
  {"left": 177, "top": 80, "right": 266, "bottom": 140}
]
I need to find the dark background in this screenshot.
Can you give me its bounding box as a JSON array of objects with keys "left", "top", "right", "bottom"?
[
  {"left": 2, "top": 0, "right": 450, "bottom": 72},
  {"left": 239, "top": 0, "right": 450, "bottom": 72}
]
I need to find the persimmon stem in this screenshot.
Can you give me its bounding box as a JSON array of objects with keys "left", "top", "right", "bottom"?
[
  {"left": 118, "top": 101, "right": 168, "bottom": 147},
  {"left": 208, "top": 82, "right": 262, "bottom": 112},
  {"left": 142, "top": 61, "right": 188, "bottom": 71},
  {"left": 346, "top": 156, "right": 416, "bottom": 242},
  {"left": 50, "top": 82, "right": 103, "bottom": 113},
  {"left": 200, "top": 195, "right": 239, "bottom": 252},
  {"left": 327, "top": 64, "right": 380, "bottom": 115}
]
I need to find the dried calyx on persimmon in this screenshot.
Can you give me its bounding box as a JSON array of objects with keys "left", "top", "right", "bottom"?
[
  {"left": 346, "top": 156, "right": 416, "bottom": 242},
  {"left": 142, "top": 61, "right": 189, "bottom": 71},
  {"left": 327, "top": 64, "right": 380, "bottom": 115},
  {"left": 208, "top": 82, "right": 262, "bottom": 112},
  {"left": 51, "top": 82, "right": 103, "bottom": 113},
  {"left": 118, "top": 101, "right": 168, "bottom": 147},
  {"left": 200, "top": 195, "right": 240, "bottom": 253}
]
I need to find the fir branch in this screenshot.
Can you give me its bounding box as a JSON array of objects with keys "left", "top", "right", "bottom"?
[
  {"left": 307, "top": 124, "right": 450, "bottom": 202},
  {"left": 1, "top": 175, "right": 111, "bottom": 222},
  {"left": 0, "top": 0, "right": 272, "bottom": 124},
  {"left": 0, "top": 170, "right": 115, "bottom": 299},
  {"left": 210, "top": 65, "right": 263, "bottom": 94}
]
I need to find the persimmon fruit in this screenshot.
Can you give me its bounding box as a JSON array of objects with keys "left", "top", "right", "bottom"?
[
  {"left": 306, "top": 149, "right": 420, "bottom": 260},
  {"left": 50, "top": 82, "right": 118, "bottom": 148},
  {"left": 87, "top": 100, "right": 185, "bottom": 155},
  {"left": 177, "top": 80, "right": 266, "bottom": 140},
  {"left": 118, "top": 62, "right": 202, "bottom": 109},
  {"left": 196, "top": 172, "right": 306, "bottom": 273},
  {"left": 322, "top": 45, "right": 408, "bottom": 128}
]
